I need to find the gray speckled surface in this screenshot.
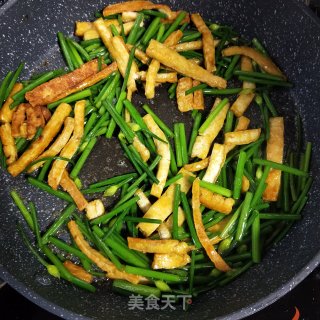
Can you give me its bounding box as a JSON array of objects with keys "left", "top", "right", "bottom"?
[{"left": 0, "top": 0, "right": 320, "bottom": 320}]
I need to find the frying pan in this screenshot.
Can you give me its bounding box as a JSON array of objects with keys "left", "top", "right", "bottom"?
[{"left": 0, "top": 0, "right": 320, "bottom": 319}]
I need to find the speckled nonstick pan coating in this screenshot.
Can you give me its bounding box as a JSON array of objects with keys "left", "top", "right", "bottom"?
[{"left": 0, "top": 0, "right": 319, "bottom": 319}]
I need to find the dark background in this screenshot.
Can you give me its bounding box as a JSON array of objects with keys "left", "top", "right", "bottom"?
[{"left": 0, "top": 0, "right": 319, "bottom": 319}]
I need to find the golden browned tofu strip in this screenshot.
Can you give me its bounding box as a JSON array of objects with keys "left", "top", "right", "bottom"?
[
  {"left": 176, "top": 77, "right": 193, "bottom": 112},
  {"left": 60, "top": 171, "right": 88, "bottom": 211},
  {"left": 192, "top": 178, "right": 231, "bottom": 272},
  {"left": 25, "top": 60, "right": 102, "bottom": 106},
  {"left": 7, "top": 103, "right": 72, "bottom": 177},
  {"left": 28, "top": 117, "right": 75, "bottom": 172},
  {"left": 0, "top": 83, "right": 23, "bottom": 123},
  {"left": 192, "top": 80, "right": 205, "bottom": 110},
  {"left": 224, "top": 128, "right": 261, "bottom": 145},
  {"left": 128, "top": 238, "right": 190, "bottom": 254},
  {"left": 103, "top": 1, "right": 175, "bottom": 20},
  {"left": 48, "top": 100, "right": 85, "bottom": 189},
  {"left": 222, "top": 46, "right": 285, "bottom": 79},
  {"left": 200, "top": 188, "right": 235, "bottom": 214},
  {"left": 191, "top": 13, "right": 215, "bottom": 72},
  {"left": 146, "top": 40, "right": 226, "bottom": 88},
  {"left": 152, "top": 253, "right": 191, "bottom": 269},
  {"left": 68, "top": 220, "right": 146, "bottom": 284},
  {"left": 137, "top": 168, "right": 194, "bottom": 237},
  {"left": 184, "top": 157, "right": 210, "bottom": 172},
  {"left": 263, "top": 117, "right": 284, "bottom": 201},
  {"left": 63, "top": 260, "right": 93, "bottom": 283},
  {"left": 0, "top": 123, "right": 17, "bottom": 164}
]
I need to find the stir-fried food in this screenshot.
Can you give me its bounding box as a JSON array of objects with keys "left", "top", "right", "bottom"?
[{"left": 1, "top": 0, "right": 312, "bottom": 307}]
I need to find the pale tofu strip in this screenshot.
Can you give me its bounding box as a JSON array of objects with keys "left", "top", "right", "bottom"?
[
  {"left": 192, "top": 80, "right": 205, "bottom": 110},
  {"left": 191, "top": 13, "right": 215, "bottom": 72},
  {"left": 60, "top": 170, "right": 88, "bottom": 211},
  {"left": 7, "top": 103, "right": 72, "bottom": 177},
  {"left": 152, "top": 253, "right": 191, "bottom": 269},
  {"left": 135, "top": 188, "right": 152, "bottom": 213},
  {"left": 137, "top": 168, "right": 194, "bottom": 237},
  {"left": 28, "top": 117, "right": 75, "bottom": 173},
  {"left": 145, "top": 30, "right": 183, "bottom": 99},
  {"left": 122, "top": 11, "right": 138, "bottom": 22},
  {"left": 263, "top": 117, "right": 284, "bottom": 201},
  {"left": 75, "top": 20, "right": 119, "bottom": 36},
  {"left": 0, "top": 83, "right": 23, "bottom": 123},
  {"left": 111, "top": 36, "right": 139, "bottom": 93},
  {"left": 224, "top": 116, "right": 250, "bottom": 154},
  {"left": 127, "top": 238, "right": 190, "bottom": 254},
  {"left": 224, "top": 128, "right": 261, "bottom": 146},
  {"left": 68, "top": 220, "right": 146, "bottom": 284},
  {"left": 0, "top": 123, "right": 17, "bottom": 164},
  {"left": 48, "top": 101, "right": 85, "bottom": 190},
  {"left": 143, "top": 114, "right": 170, "bottom": 198},
  {"left": 191, "top": 98, "right": 229, "bottom": 159},
  {"left": 146, "top": 39, "right": 226, "bottom": 88},
  {"left": 176, "top": 77, "right": 193, "bottom": 112},
  {"left": 202, "top": 143, "right": 226, "bottom": 183}
]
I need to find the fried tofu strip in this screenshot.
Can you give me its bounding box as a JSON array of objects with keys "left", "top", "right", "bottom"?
[
  {"left": 68, "top": 220, "right": 145, "bottom": 284},
  {"left": 28, "top": 117, "right": 75, "bottom": 172},
  {"left": 224, "top": 116, "right": 250, "bottom": 154},
  {"left": 231, "top": 91, "right": 255, "bottom": 118},
  {"left": 0, "top": 83, "right": 23, "bottom": 123},
  {"left": 103, "top": 1, "right": 176, "bottom": 20},
  {"left": 241, "top": 56, "right": 256, "bottom": 89},
  {"left": 222, "top": 46, "right": 285, "bottom": 79},
  {"left": 202, "top": 143, "right": 226, "bottom": 183},
  {"left": 85, "top": 199, "right": 105, "bottom": 220},
  {"left": 171, "top": 40, "right": 203, "bottom": 52},
  {"left": 127, "top": 238, "right": 190, "bottom": 254},
  {"left": 191, "top": 98, "right": 229, "bottom": 159},
  {"left": 145, "top": 30, "right": 183, "bottom": 99},
  {"left": 152, "top": 253, "right": 190, "bottom": 269},
  {"left": 191, "top": 13, "right": 215, "bottom": 72},
  {"left": 192, "top": 80, "right": 205, "bottom": 110},
  {"left": 63, "top": 260, "right": 93, "bottom": 283},
  {"left": 82, "top": 22, "right": 134, "bottom": 40},
  {"left": 137, "top": 71, "right": 177, "bottom": 83},
  {"left": 176, "top": 77, "right": 193, "bottom": 112},
  {"left": 48, "top": 101, "right": 85, "bottom": 190},
  {"left": 26, "top": 60, "right": 100, "bottom": 106},
  {"left": 112, "top": 36, "right": 139, "bottom": 93},
  {"left": 122, "top": 11, "right": 138, "bottom": 22},
  {"left": 135, "top": 189, "right": 152, "bottom": 213},
  {"left": 241, "top": 176, "right": 250, "bottom": 193},
  {"left": 224, "top": 128, "right": 261, "bottom": 145},
  {"left": 200, "top": 188, "right": 234, "bottom": 214},
  {"left": 146, "top": 40, "right": 226, "bottom": 88},
  {"left": 0, "top": 123, "right": 17, "bottom": 164},
  {"left": 75, "top": 19, "right": 119, "bottom": 36},
  {"left": 132, "top": 135, "right": 150, "bottom": 162},
  {"left": 157, "top": 207, "right": 185, "bottom": 239},
  {"left": 143, "top": 114, "right": 170, "bottom": 198},
  {"left": 126, "top": 44, "right": 150, "bottom": 65},
  {"left": 7, "top": 103, "right": 72, "bottom": 177},
  {"left": 263, "top": 117, "right": 284, "bottom": 201},
  {"left": 137, "top": 168, "right": 194, "bottom": 237},
  {"left": 60, "top": 171, "right": 88, "bottom": 211},
  {"left": 192, "top": 178, "right": 230, "bottom": 272},
  {"left": 184, "top": 157, "right": 209, "bottom": 172}
]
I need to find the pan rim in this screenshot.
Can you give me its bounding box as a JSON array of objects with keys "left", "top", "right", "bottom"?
[{"left": 0, "top": 0, "right": 320, "bottom": 319}]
